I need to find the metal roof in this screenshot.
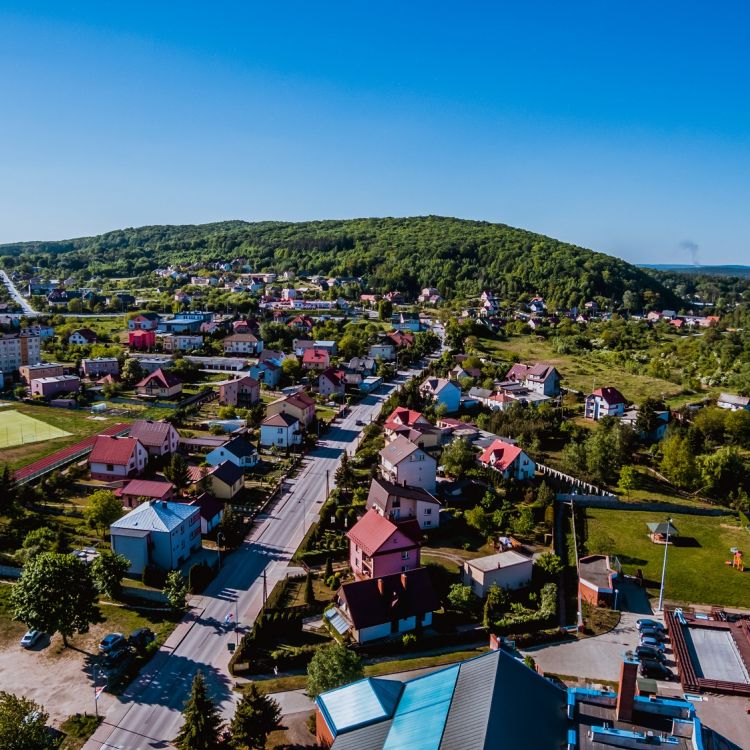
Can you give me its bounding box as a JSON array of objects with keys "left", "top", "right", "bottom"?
[{"left": 318, "top": 678, "right": 403, "bottom": 736}]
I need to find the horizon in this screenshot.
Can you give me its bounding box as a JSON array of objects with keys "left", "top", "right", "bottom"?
[{"left": 1, "top": 3, "right": 749, "bottom": 264}]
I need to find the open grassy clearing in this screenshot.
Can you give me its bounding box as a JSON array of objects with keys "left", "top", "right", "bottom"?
[
  {"left": 584, "top": 507, "right": 750, "bottom": 607},
  {"left": 0, "top": 408, "right": 71, "bottom": 448},
  {"left": 477, "top": 335, "right": 695, "bottom": 405}
]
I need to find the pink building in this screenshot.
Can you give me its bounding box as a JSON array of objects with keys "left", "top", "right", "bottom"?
[
  {"left": 129, "top": 329, "right": 156, "bottom": 350},
  {"left": 30, "top": 375, "right": 80, "bottom": 398},
  {"left": 217, "top": 375, "right": 260, "bottom": 407},
  {"left": 346, "top": 509, "right": 422, "bottom": 580}
]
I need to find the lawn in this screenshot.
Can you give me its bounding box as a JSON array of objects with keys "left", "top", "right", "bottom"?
[
  {"left": 584, "top": 507, "right": 750, "bottom": 607},
  {"left": 477, "top": 335, "right": 690, "bottom": 405},
  {"left": 0, "top": 409, "right": 71, "bottom": 448}
]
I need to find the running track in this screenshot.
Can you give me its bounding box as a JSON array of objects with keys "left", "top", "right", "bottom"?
[{"left": 13, "top": 423, "right": 130, "bottom": 484}]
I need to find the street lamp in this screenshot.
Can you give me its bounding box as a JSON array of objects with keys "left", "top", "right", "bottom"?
[
  {"left": 216, "top": 531, "right": 225, "bottom": 570},
  {"left": 657, "top": 518, "right": 673, "bottom": 612}
]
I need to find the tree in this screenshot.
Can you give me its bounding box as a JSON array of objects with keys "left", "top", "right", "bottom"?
[
  {"left": 91, "top": 550, "right": 130, "bottom": 600},
  {"left": 617, "top": 465, "right": 638, "bottom": 498},
  {"left": 511, "top": 505, "right": 534, "bottom": 537},
  {"left": 334, "top": 452, "right": 354, "bottom": 491},
  {"left": 18, "top": 526, "right": 57, "bottom": 563},
  {"left": 219, "top": 504, "right": 245, "bottom": 548},
  {"left": 441, "top": 438, "right": 475, "bottom": 477},
  {"left": 324, "top": 557, "right": 333, "bottom": 580},
  {"left": 447, "top": 583, "right": 479, "bottom": 616},
  {"left": 465, "top": 505, "right": 493, "bottom": 538},
  {"left": 535, "top": 552, "right": 564, "bottom": 579},
  {"left": 378, "top": 299, "right": 393, "bottom": 321},
  {"left": 0, "top": 691, "right": 54, "bottom": 750},
  {"left": 304, "top": 571, "right": 314, "bottom": 605},
  {"left": 84, "top": 490, "right": 123, "bottom": 537},
  {"left": 281, "top": 356, "right": 301, "bottom": 382},
  {"left": 536, "top": 481, "right": 555, "bottom": 506},
  {"left": 229, "top": 683, "right": 281, "bottom": 750},
  {"left": 164, "top": 570, "right": 189, "bottom": 612},
  {"left": 660, "top": 433, "right": 698, "bottom": 490},
  {"left": 165, "top": 453, "right": 190, "bottom": 492},
  {"left": 10, "top": 552, "right": 100, "bottom": 647},
  {"left": 698, "top": 446, "right": 747, "bottom": 497},
  {"left": 482, "top": 582, "right": 509, "bottom": 628},
  {"left": 121, "top": 357, "right": 145, "bottom": 386},
  {"left": 174, "top": 671, "right": 224, "bottom": 750},
  {"left": 0, "top": 466, "right": 17, "bottom": 516},
  {"left": 307, "top": 643, "right": 364, "bottom": 697}
]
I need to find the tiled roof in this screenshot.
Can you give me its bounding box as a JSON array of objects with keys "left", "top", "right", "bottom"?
[
  {"left": 136, "top": 367, "right": 181, "bottom": 389},
  {"left": 128, "top": 419, "right": 176, "bottom": 447},
  {"left": 111, "top": 499, "right": 198, "bottom": 533},
  {"left": 223, "top": 333, "right": 258, "bottom": 343},
  {"left": 303, "top": 348, "right": 329, "bottom": 363},
  {"left": 590, "top": 387, "right": 626, "bottom": 405},
  {"left": 478, "top": 439, "right": 523, "bottom": 471},
  {"left": 346, "top": 509, "right": 413, "bottom": 557},
  {"left": 119, "top": 479, "right": 174, "bottom": 499},
  {"left": 186, "top": 493, "right": 225, "bottom": 521},
  {"left": 90, "top": 435, "right": 141, "bottom": 465},
  {"left": 384, "top": 407, "right": 424, "bottom": 429},
  {"left": 367, "top": 477, "right": 441, "bottom": 510},
  {"left": 262, "top": 412, "right": 299, "bottom": 428},
  {"left": 320, "top": 368, "right": 346, "bottom": 386},
  {"left": 222, "top": 435, "right": 258, "bottom": 459}
]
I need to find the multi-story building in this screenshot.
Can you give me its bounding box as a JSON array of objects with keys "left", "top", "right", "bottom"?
[
  {"left": 81, "top": 357, "right": 120, "bottom": 378},
  {"left": 19, "top": 362, "right": 64, "bottom": 384},
  {"left": 0, "top": 331, "right": 41, "bottom": 374},
  {"left": 30, "top": 375, "right": 81, "bottom": 399}
]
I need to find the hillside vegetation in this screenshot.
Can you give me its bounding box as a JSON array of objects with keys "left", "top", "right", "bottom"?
[{"left": 0, "top": 216, "right": 678, "bottom": 308}]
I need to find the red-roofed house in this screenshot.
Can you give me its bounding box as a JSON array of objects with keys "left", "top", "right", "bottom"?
[
  {"left": 135, "top": 368, "right": 182, "bottom": 399},
  {"left": 347, "top": 508, "right": 422, "bottom": 580},
  {"left": 585, "top": 387, "right": 627, "bottom": 421},
  {"left": 505, "top": 362, "right": 561, "bottom": 397},
  {"left": 266, "top": 391, "right": 316, "bottom": 428},
  {"left": 89, "top": 436, "right": 149, "bottom": 481},
  {"left": 128, "top": 419, "right": 180, "bottom": 457},
  {"left": 116, "top": 479, "right": 175, "bottom": 509},
  {"left": 318, "top": 368, "right": 346, "bottom": 398},
  {"left": 478, "top": 439, "right": 535, "bottom": 480},
  {"left": 129, "top": 329, "right": 156, "bottom": 350},
  {"left": 302, "top": 348, "right": 330, "bottom": 371},
  {"left": 386, "top": 330, "right": 415, "bottom": 349}
]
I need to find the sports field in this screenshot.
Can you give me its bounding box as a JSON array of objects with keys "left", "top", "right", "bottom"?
[{"left": 0, "top": 409, "right": 71, "bottom": 448}]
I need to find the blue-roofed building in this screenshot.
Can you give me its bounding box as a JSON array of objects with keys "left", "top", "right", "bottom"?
[{"left": 315, "top": 650, "right": 710, "bottom": 750}]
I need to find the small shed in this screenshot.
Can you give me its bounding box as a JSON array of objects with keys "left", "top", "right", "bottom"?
[
  {"left": 462, "top": 550, "right": 533, "bottom": 598},
  {"left": 647, "top": 521, "right": 679, "bottom": 544}
]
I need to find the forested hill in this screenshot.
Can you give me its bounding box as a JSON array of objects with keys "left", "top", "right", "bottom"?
[{"left": 0, "top": 216, "right": 678, "bottom": 308}]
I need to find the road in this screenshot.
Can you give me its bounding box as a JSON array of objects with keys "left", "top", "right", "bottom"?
[
  {"left": 84, "top": 370, "right": 421, "bottom": 750},
  {"left": 0, "top": 270, "right": 38, "bottom": 316}
]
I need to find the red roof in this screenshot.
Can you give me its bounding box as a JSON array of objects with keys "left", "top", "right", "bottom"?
[
  {"left": 346, "top": 509, "right": 415, "bottom": 557},
  {"left": 119, "top": 479, "right": 174, "bottom": 499},
  {"left": 136, "top": 367, "right": 181, "bottom": 389},
  {"left": 479, "top": 439, "right": 523, "bottom": 472},
  {"left": 591, "top": 387, "right": 626, "bottom": 406},
  {"left": 90, "top": 435, "right": 142, "bottom": 466},
  {"left": 129, "top": 329, "right": 153, "bottom": 338},
  {"left": 384, "top": 407, "right": 424, "bottom": 430},
  {"left": 283, "top": 391, "right": 315, "bottom": 410},
  {"left": 303, "top": 348, "right": 329, "bottom": 364},
  {"left": 320, "top": 368, "right": 346, "bottom": 387}
]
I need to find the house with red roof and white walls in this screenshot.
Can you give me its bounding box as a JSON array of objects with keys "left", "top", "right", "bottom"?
[
  {"left": 478, "top": 439, "right": 536, "bottom": 481},
  {"left": 89, "top": 435, "right": 149, "bottom": 481}
]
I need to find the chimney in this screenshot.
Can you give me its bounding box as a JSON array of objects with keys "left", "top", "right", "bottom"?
[
  {"left": 401, "top": 572, "right": 408, "bottom": 590},
  {"left": 616, "top": 659, "right": 639, "bottom": 722},
  {"left": 377, "top": 578, "right": 385, "bottom": 596}
]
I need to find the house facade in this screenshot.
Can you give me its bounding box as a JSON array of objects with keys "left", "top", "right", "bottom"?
[
  {"left": 379, "top": 436, "right": 437, "bottom": 493},
  {"left": 462, "top": 550, "right": 533, "bottom": 597},
  {"left": 127, "top": 419, "right": 180, "bottom": 457},
  {"left": 319, "top": 368, "right": 346, "bottom": 397},
  {"left": 116, "top": 479, "right": 175, "bottom": 509},
  {"left": 217, "top": 375, "right": 260, "bottom": 407},
  {"left": 135, "top": 368, "right": 182, "bottom": 399},
  {"left": 205, "top": 435, "right": 259, "bottom": 469},
  {"left": 419, "top": 377, "right": 461, "bottom": 413},
  {"left": 266, "top": 391, "right": 316, "bottom": 428},
  {"left": 366, "top": 477, "right": 441, "bottom": 529},
  {"left": 81, "top": 357, "right": 120, "bottom": 378},
  {"left": 208, "top": 461, "right": 245, "bottom": 500},
  {"left": 478, "top": 439, "right": 536, "bottom": 480},
  {"left": 260, "top": 413, "right": 301, "bottom": 448},
  {"left": 222, "top": 333, "right": 263, "bottom": 355},
  {"left": 68, "top": 328, "right": 97, "bottom": 345},
  {"left": 0, "top": 331, "right": 41, "bottom": 374},
  {"left": 129, "top": 329, "right": 156, "bottom": 350},
  {"left": 30, "top": 375, "right": 80, "bottom": 398},
  {"left": 89, "top": 435, "right": 149, "bottom": 481},
  {"left": 585, "top": 387, "right": 627, "bottom": 420},
  {"left": 128, "top": 312, "right": 160, "bottom": 331},
  {"left": 19, "top": 362, "right": 64, "bottom": 384}
]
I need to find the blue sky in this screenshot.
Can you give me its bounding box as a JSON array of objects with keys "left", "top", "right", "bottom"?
[{"left": 1, "top": 2, "right": 748, "bottom": 264}]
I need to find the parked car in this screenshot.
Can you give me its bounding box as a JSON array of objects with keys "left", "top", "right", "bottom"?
[
  {"left": 640, "top": 626, "right": 667, "bottom": 641},
  {"left": 640, "top": 635, "right": 666, "bottom": 652},
  {"left": 103, "top": 648, "right": 131, "bottom": 669},
  {"left": 634, "top": 645, "right": 667, "bottom": 663},
  {"left": 636, "top": 618, "right": 665, "bottom": 632},
  {"left": 129, "top": 628, "right": 155, "bottom": 651},
  {"left": 355, "top": 419, "right": 365, "bottom": 426},
  {"left": 639, "top": 659, "right": 674, "bottom": 680},
  {"left": 20, "top": 630, "right": 42, "bottom": 649},
  {"left": 99, "top": 633, "right": 126, "bottom": 653}
]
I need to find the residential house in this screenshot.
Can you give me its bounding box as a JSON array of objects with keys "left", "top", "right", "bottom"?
[
  {"left": 419, "top": 377, "right": 461, "bottom": 413},
  {"left": 110, "top": 499, "right": 201, "bottom": 574},
  {"left": 578, "top": 554, "right": 619, "bottom": 607},
  {"left": 68, "top": 328, "right": 98, "bottom": 345},
  {"left": 620, "top": 406, "right": 669, "bottom": 442},
  {"left": 89, "top": 435, "right": 149, "bottom": 481},
  {"left": 206, "top": 435, "right": 259, "bottom": 469},
  {"left": 505, "top": 362, "right": 561, "bottom": 398},
  {"left": 383, "top": 407, "right": 441, "bottom": 450},
  {"left": 81, "top": 357, "right": 119, "bottom": 378},
  {"left": 334, "top": 568, "right": 439, "bottom": 644},
  {"left": 128, "top": 419, "right": 180, "bottom": 458},
  {"left": 222, "top": 333, "right": 263, "bottom": 355},
  {"left": 135, "top": 368, "right": 182, "bottom": 399},
  {"left": 288, "top": 315, "right": 314, "bottom": 332},
  {"left": 478, "top": 439, "right": 535, "bottom": 480},
  {"left": 418, "top": 287, "right": 442, "bottom": 304},
  {"left": 319, "top": 368, "right": 346, "bottom": 398},
  {"left": 366, "top": 476, "right": 441, "bottom": 529},
  {"left": 19, "top": 362, "right": 64, "bottom": 384},
  {"left": 128, "top": 312, "right": 160, "bottom": 331},
  {"left": 128, "top": 329, "right": 156, "bottom": 350},
  {"left": 185, "top": 493, "right": 224, "bottom": 534},
  {"left": 528, "top": 296, "right": 546, "bottom": 313},
  {"left": 136, "top": 356, "right": 173, "bottom": 374},
  {"left": 391, "top": 312, "right": 421, "bottom": 332},
  {"left": 116, "top": 479, "right": 175, "bottom": 510},
  {"left": 30, "top": 375, "right": 80, "bottom": 398},
  {"left": 260, "top": 413, "right": 301, "bottom": 448},
  {"left": 205, "top": 461, "right": 245, "bottom": 500},
  {"left": 249, "top": 359, "right": 281, "bottom": 388},
  {"left": 266, "top": 391, "right": 316, "bottom": 428},
  {"left": 347, "top": 508, "right": 422, "bottom": 579},
  {"left": 385, "top": 330, "right": 414, "bottom": 349},
  {"left": 161, "top": 333, "right": 203, "bottom": 352},
  {"left": 302, "top": 348, "right": 330, "bottom": 371},
  {"left": 461, "top": 550, "right": 533, "bottom": 597},
  {"left": 368, "top": 342, "right": 396, "bottom": 361},
  {"left": 718, "top": 392, "right": 750, "bottom": 412},
  {"left": 217, "top": 375, "right": 260, "bottom": 407},
  {"left": 585, "top": 387, "right": 627, "bottom": 420},
  {"left": 379, "top": 436, "right": 437, "bottom": 493},
  {"left": 159, "top": 313, "right": 208, "bottom": 333}
]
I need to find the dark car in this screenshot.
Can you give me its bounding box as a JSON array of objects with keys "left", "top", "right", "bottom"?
[
  {"left": 639, "top": 659, "right": 673, "bottom": 680},
  {"left": 98, "top": 633, "right": 126, "bottom": 653},
  {"left": 355, "top": 419, "right": 365, "bottom": 426},
  {"left": 640, "top": 626, "right": 667, "bottom": 641},
  {"left": 129, "top": 628, "right": 155, "bottom": 651},
  {"left": 639, "top": 635, "right": 666, "bottom": 653},
  {"left": 103, "top": 648, "right": 131, "bottom": 670},
  {"left": 636, "top": 618, "right": 665, "bottom": 632},
  {"left": 634, "top": 645, "right": 667, "bottom": 663}
]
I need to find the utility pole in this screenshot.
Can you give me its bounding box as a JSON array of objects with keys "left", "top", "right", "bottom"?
[
  {"left": 325, "top": 469, "right": 330, "bottom": 498},
  {"left": 262, "top": 568, "right": 267, "bottom": 606},
  {"left": 657, "top": 518, "right": 673, "bottom": 612}
]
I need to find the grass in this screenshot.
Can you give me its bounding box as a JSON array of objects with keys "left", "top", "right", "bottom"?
[
  {"left": 584, "top": 507, "right": 750, "bottom": 607},
  {"left": 98, "top": 603, "right": 179, "bottom": 646},
  {"left": 244, "top": 646, "right": 490, "bottom": 695},
  {"left": 477, "top": 335, "right": 690, "bottom": 405},
  {"left": 59, "top": 713, "right": 102, "bottom": 750},
  {"left": 0, "top": 409, "right": 71, "bottom": 448}
]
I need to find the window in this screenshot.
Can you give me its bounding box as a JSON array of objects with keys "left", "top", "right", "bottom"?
[
  {"left": 401, "top": 551, "right": 409, "bottom": 560},
  {"left": 423, "top": 508, "right": 431, "bottom": 515},
  {"left": 424, "top": 520, "right": 432, "bottom": 527}
]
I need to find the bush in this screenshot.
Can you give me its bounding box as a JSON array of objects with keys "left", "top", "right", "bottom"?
[{"left": 188, "top": 561, "right": 213, "bottom": 594}]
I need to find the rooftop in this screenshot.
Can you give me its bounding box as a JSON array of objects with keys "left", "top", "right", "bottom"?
[
  {"left": 111, "top": 499, "right": 198, "bottom": 534},
  {"left": 464, "top": 550, "right": 531, "bottom": 572}
]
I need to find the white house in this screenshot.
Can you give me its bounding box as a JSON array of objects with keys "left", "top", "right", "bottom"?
[
  {"left": 419, "top": 377, "right": 461, "bottom": 413},
  {"left": 584, "top": 387, "right": 627, "bottom": 421},
  {"left": 89, "top": 436, "right": 149, "bottom": 481},
  {"left": 379, "top": 436, "right": 437, "bottom": 493},
  {"left": 462, "top": 551, "right": 533, "bottom": 598},
  {"left": 127, "top": 419, "right": 180, "bottom": 458},
  {"left": 205, "top": 435, "right": 259, "bottom": 469},
  {"left": 260, "top": 413, "right": 301, "bottom": 448},
  {"left": 478, "top": 439, "right": 535, "bottom": 481},
  {"left": 110, "top": 500, "right": 202, "bottom": 574}
]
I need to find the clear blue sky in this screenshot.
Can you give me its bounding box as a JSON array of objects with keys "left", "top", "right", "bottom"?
[{"left": 1, "top": 2, "right": 748, "bottom": 264}]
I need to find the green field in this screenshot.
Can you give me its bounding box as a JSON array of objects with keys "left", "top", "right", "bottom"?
[
  {"left": 585, "top": 507, "right": 750, "bottom": 608},
  {"left": 0, "top": 409, "right": 71, "bottom": 448}
]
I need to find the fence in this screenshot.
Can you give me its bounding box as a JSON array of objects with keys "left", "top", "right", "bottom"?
[
  {"left": 120, "top": 585, "right": 168, "bottom": 604},
  {"left": 537, "top": 462, "right": 616, "bottom": 497}
]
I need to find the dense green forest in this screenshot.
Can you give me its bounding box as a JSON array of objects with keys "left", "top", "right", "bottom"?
[{"left": 0, "top": 217, "right": 679, "bottom": 309}]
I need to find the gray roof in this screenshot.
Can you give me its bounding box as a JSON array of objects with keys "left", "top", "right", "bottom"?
[
  {"left": 111, "top": 500, "right": 198, "bottom": 534},
  {"left": 379, "top": 436, "right": 421, "bottom": 465}
]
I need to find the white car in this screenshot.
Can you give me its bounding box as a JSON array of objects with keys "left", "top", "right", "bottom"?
[{"left": 20, "top": 630, "right": 42, "bottom": 649}]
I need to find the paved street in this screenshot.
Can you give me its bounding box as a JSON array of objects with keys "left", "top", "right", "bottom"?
[
  {"left": 0, "top": 270, "right": 38, "bottom": 316},
  {"left": 84, "top": 370, "right": 421, "bottom": 750}
]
